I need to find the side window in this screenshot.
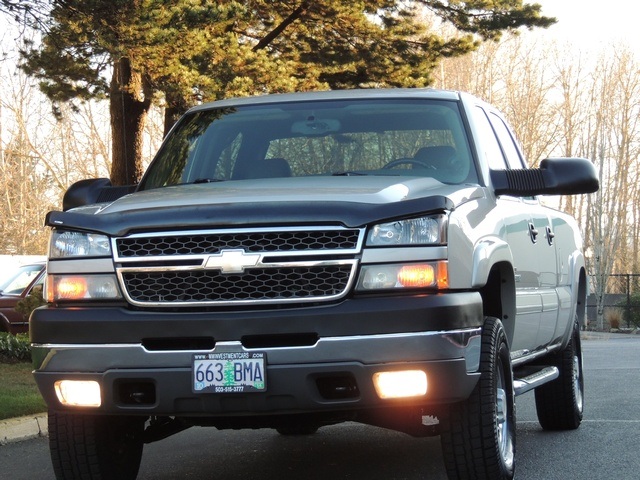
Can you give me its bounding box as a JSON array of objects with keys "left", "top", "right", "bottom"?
[
  {"left": 471, "top": 107, "right": 507, "bottom": 170},
  {"left": 489, "top": 113, "right": 526, "bottom": 169}
]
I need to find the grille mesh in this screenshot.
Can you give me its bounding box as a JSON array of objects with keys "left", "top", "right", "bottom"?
[
  {"left": 116, "top": 229, "right": 360, "bottom": 257},
  {"left": 122, "top": 266, "right": 353, "bottom": 304}
]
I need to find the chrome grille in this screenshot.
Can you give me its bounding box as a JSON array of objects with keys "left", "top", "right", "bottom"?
[{"left": 114, "top": 227, "right": 364, "bottom": 307}]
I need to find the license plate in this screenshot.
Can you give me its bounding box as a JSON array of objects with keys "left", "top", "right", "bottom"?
[{"left": 192, "top": 352, "right": 266, "bottom": 393}]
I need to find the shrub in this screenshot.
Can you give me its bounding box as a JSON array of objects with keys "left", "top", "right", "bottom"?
[
  {"left": 15, "top": 285, "right": 46, "bottom": 319},
  {"left": 0, "top": 332, "right": 31, "bottom": 362},
  {"left": 605, "top": 308, "right": 623, "bottom": 330},
  {"left": 617, "top": 293, "right": 640, "bottom": 328}
]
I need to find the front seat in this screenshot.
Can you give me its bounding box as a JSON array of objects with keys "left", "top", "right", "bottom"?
[
  {"left": 413, "top": 145, "right": 459, "bottom": 182},
  {"left": 243, "top": 157, "right": 292, "bottom": 179},
  {"left": 413, "top": 146, "right": 456, "bottom": 169}
]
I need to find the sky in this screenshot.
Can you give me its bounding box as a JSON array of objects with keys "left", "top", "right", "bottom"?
[{"left": 534, "top": 0, "right": 640, "bottom": 51}]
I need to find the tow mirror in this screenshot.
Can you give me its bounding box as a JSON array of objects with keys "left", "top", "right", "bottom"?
[{"left": 490, "top": 157, "right": 599, "bottom": 197}]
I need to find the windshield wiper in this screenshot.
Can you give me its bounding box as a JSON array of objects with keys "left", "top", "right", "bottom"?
[
  {"left": 331, "top": 171, "right": 369, "bottom": 176},
  {"left": 192, "top": 178, "right": 225, "bottom": 184}
]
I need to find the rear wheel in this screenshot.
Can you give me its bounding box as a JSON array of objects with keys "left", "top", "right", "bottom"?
[
  {"left": 49, "top": 411, "right": 145, "bottom": 480},
  {"left": 440, "top": 317, "right": 515, "bottom": 480},
  {"left": 535, "top": 319, "right": 584, "bottom": 430}
]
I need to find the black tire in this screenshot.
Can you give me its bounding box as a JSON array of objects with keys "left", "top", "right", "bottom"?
[
  {"left": 49, "top": 411, "right": 145, "bottom": 480},
  {"left": 440, "top": 317, "right": 516, "bottom": 480},
  {"left": 534, "top": 319, "right": 584, "bottom": 430}
]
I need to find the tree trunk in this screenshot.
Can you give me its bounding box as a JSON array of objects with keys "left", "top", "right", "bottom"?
[
  {"left": 163, "top": 90, "right": 194, "bottom": 138},
  {"left": 109, "top": 57, "right": 151, "bottom": 186}
]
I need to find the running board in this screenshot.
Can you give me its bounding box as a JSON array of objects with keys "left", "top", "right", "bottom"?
[{"left": 513, "top": 366, "right": 559, "bottom": 396}]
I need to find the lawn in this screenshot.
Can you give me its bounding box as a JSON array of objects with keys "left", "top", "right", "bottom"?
[{"left": 0, "top": 361, "right": 46, "bottom": 420}]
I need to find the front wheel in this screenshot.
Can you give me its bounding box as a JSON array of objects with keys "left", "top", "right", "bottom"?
[
  {"left": 535, "top": 318, "right": 584, "bottom": 430},
  {"left": 440, "top": 317, "right": 515, "bottom": 480},
  {"left": 49, "top": 411, "right": 146, "bottom": 480}
]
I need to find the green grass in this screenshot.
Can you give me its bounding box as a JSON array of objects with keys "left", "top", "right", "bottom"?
[{"left": 0, "top": 361, "right": 46, "bottom": 420}]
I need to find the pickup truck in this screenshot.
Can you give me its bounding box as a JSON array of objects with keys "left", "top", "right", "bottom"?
[{"left": 31, "top": 89, "right": 598, "bottom": 480}]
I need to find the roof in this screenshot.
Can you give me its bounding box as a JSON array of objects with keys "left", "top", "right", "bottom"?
[{"left": 188, "top": 88, "right": 463, "bottom": 113}]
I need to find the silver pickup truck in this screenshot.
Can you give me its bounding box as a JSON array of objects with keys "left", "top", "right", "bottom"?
[{"left": 31, "top": 89, "right": 598, "bottom": 480}]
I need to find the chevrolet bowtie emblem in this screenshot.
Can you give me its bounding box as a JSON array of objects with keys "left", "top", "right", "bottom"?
[{"left": 205, "top": 249, "right": 261, "bottom": 274}]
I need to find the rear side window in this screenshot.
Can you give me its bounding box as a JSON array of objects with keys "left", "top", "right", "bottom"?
[
  {"left": 489, "top": 113, "right": 526, "bottom": 169},
  {"left": 470, "top": 107, "right": 507, "bottom": 170}
]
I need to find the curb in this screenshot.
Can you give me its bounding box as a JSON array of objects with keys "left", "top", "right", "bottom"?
[
  {"left": 0, "top": 413, "right": 48, "bottom": 445},
  {"left": 580, "top": 331, "right": 638, "bottom": 340}
]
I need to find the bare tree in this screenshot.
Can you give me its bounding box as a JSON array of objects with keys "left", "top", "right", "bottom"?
[
  {"left": 436, "top": 34, "right": 640, "bottom": 330},
  {"left": 435, "top": 35, "right": 557, "bottom": 166},
  {"left": 583, "top": 47, "right": 640, "bottom": 329}
]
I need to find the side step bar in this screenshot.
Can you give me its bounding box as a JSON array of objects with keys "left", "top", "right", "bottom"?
[{"left": 513, "top": 366, "right": 559, "bottom": 396}]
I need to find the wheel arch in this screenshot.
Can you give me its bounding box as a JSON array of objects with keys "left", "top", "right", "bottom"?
[
  {"left": 471, "top": 238, "right": 517, "bottom": 347},
  {"left": 479, "top": 263, "right": 517, "bottom": 348},
  {"left": 558, "top": 260, "right": 588, "bottom": 350},
  {"left": 575, "top": 266, "right": 587, "bottom": 327}
]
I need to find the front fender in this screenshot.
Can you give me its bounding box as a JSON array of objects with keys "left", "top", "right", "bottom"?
[{"left": 471, "top": 237, "right": 513, "bottom": 288}]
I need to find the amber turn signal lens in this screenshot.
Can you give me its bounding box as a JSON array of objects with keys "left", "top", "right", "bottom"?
[
  {"left": 397, "top": 264, "right": 436, "bottom": 287},
  {"left": 56, "top": 276, "right": 88, "bottom": 300}
]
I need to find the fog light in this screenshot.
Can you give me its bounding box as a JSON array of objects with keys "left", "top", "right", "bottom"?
[
  {"left": 54, "top": 380, "right": 101, "bottom": 407},
  {"left": 373, "top": 370, "right": 427, "bottom": 399}
]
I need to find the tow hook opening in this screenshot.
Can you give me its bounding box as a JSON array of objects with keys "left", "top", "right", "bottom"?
[{"left": 315, "top": 374, "right": 360, "bottom": 400}]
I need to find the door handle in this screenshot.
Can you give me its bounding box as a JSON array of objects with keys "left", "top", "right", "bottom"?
[
  {"left": 529, "top": 223, "right": 539, "bottom": 243},
  {"left": 546, "top": 226, "right": 555, "bottom": 245}
]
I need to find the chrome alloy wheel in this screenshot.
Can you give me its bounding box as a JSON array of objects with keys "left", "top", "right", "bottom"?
[
  {"left": 573, "top": 352, "right": 584, "bottom": 413},
  {"left": 496, "top": 357, "right": 515, "bottom": 470}
]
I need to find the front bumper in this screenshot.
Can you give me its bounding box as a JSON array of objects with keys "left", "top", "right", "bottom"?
[{"left": 32, "top": 292, "right": 483, "bottom": 416}]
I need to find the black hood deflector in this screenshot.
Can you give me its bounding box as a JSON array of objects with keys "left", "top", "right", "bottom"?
[{"left": 45, "top": 196, "right": 455, "bottom": 237}]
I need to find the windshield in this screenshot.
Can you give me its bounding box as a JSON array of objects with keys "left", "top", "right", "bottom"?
[
  {"left": 139, "top": 98, "right": 477, "bottom": 190},
  {"left": 0, "top": 264, "right": 44, "bottom": 295}
]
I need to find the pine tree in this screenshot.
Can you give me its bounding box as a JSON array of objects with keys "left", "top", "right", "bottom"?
[{"left": 15, "top": 0, "right": 555, "bottom": 186}]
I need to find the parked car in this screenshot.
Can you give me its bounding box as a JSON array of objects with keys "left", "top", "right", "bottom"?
[{"left": 0, "top": 262, "right": 46, "bottom": 334}]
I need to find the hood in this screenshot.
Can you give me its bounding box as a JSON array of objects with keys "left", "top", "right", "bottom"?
[
  {"left": 47, "top": 176, "right": 484, "bottom": 236},
  {"left": 107, "top": 176, "right": 475, "bottom": 211}
]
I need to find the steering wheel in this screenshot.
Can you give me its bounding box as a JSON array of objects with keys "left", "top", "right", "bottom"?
[{"left": 382, "top": 158, "right": 433, "bottom": 170}]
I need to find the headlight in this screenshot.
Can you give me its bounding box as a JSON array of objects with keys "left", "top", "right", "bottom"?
[
  {"left": 366, "top": 215, "right": 446, "bottom": 246},
  {"left": 50, "top": 230, "right": 111, "bottom": 258}
]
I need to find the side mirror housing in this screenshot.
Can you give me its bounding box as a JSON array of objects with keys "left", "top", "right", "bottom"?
[
  {"left": 490, "top": 157, "right": 599, "bottom": 197},
  {"left": 63, "top": 178, "right": 137, "bottom": 211}
]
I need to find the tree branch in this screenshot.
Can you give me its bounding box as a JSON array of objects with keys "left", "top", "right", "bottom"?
[{"left": 252, "top": 1, "right": 309, "bottom": 52}]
